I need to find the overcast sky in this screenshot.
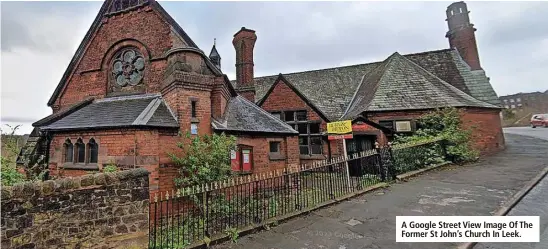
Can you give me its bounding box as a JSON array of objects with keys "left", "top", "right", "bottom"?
[{"left": 2, "top": 1, "right": 548, "bottom": 134}]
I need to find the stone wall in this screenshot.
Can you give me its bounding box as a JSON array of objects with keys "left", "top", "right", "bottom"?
[{"left": 1, "top": 168, "right": 150, "bottom": 249}]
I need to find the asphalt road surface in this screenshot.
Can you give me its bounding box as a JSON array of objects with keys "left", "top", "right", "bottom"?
[
  {"left": 503, "top": 126, "right": 548, "bottom": 141},
  {"left": 476, "top": 127, "right": 548, "bottom": 249}
]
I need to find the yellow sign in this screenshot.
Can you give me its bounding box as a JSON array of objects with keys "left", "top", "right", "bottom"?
[{"left": 327, "top": 120, "right": 352, "bottom": 134}]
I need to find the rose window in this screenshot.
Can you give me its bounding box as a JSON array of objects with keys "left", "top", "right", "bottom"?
[{"left": 111, "top": 48, "right": 145, "bottom": 87}]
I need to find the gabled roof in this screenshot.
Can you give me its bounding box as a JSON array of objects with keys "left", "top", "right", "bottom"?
[
  {"left": 248, "top": 48, "right": 500, "bottom": 121},
  {"left": 257, "top": 74, "right": 330, "bottom": 121},
  {"left": 342, "top": 52, "right": 499, "bottom": 119},
  {"left": 47, "top": 0, "right": 207, "bottom": 107},
  {"left": 212, "top": 95, "right": 298, "bottom": 135},
  {"left": 37, "top": 94, "right": 178, "bottom": 131}
]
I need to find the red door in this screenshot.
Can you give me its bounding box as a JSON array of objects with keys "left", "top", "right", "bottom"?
[
  {"left": 231, "top": 146, "right": 253, "bottom": 173},
  {"left": 241, "top": 148, "right": 253, "bottom": 173}
]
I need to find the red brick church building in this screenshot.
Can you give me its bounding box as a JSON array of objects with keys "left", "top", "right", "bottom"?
[{"left": 20, "top": 0, "right": 504, "bottom": 194}]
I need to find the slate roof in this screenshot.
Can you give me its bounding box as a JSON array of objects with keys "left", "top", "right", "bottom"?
[
  {"left": 342, "top": 52, "right": 499, "bottom": 119},
  {"left": 247, "top": 48, "right": 500, "bottom": 121},
  {"left": 212, "top": 95, "right": 298, "bottom": 135},
  {"left": 209, "top": 44, "right": 220, "bottom": 59},
  {"left": 37, "top": 94, "right": 178, "bottom": 131}
]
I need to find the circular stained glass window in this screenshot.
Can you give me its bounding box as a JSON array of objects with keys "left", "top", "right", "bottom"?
[{"left": 111, "top": 48, "right": 145, "bottom": 87}]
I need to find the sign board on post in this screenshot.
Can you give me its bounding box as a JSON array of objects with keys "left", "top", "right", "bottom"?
[
  {"left": 327, "top": 120, "right": 352, "bottom": 134},
  {"left": 326, "top": 120, "right": 353, "bottom": 189}
]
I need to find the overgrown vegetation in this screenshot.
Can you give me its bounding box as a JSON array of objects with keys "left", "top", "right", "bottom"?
[
  {"left": 1, "top": 125, "right": 50, "bottom": 186},
  {"left": 501, "top": 108, "right": 516, "bottom": 120},
  {"left": 1, "top": 125, "right": 27, "bottom": 186},
  {"left": 392, "top": 107, "right": 479, "bottom": 164},
  {"left": 103, "top": 161, "right": 119, "bottom": 173},
  {"left": 170, "top": 132, "right": 237, "bottom": 188}
]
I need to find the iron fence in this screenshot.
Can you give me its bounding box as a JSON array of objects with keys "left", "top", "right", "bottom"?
[{"left": 149, "top": 138, "right": 447, "bottom": 248}]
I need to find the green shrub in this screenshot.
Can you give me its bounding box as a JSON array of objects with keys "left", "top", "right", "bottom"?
[
  {"left": 1, "top": 125, "right": 27, "bottom": 186},
  {"left": 103, "top": 162, "right": 119, "bottom": 173},
  {"left": 170, "top": 132, "right": 237, "bottom": 188},
  {"left": 393, "top": 107, "right": 479, "bottom": 164}
]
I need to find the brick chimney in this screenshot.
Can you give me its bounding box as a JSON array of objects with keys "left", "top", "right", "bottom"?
[
  {"left": 445, "top": 1, "right": 482, "bottom": 71},
  {"left": 233, "top": 27, "right": 257, "bottom": 102}
]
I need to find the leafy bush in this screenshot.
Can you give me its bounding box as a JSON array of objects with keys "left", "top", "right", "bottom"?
[
  {"left": 393, "top": 107, "right": 479, "bottom": 164},
  {"left": 103, "top": 161, "right": 119, "bottom": 173},
  {"left": 1, "top": 125, "right": 27, "bottom": 186},
  {"left": 170, "top": 132, "right": 237, "bottom": 187},
  {"left": 392, "top": 141, "right": 445, "bottom": 174}
]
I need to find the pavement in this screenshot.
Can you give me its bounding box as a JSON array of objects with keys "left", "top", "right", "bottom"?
[
  {"left": 474, "top": 127, "right": 548, "bottom": 249},
  {"left": 213, "top": 130, "right": 548, "bottom": 249}
]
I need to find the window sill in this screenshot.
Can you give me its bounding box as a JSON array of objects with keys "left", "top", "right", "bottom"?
[
  {"left": 61, "top": 163, "right": 99, "bottom": 170},
  {"left": 269, "top": 154, "right": 286, "bottom": 161},
  {"left": 300, "top": 155, "right": 326, "bottom": 160}
]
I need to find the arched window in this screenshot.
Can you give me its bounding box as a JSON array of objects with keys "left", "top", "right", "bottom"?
[
  {"left": 63, "top": 139, "right": 73, "bottom": 163},
  {"left": 87, "top": 138, "right": 98, "bottom": 164},
  {"left": 75, "top": 138, "right": 86, "bottom": 163}
]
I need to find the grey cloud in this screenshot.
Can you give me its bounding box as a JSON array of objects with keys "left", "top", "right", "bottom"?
[
  {"left": 0, "top": 12, "right": 55, "bottom": 52},
  {"left": 482, "top": 3, "right": 548, "bottom": 47},
  {"left": 173, "top": 1, "right": 450, "bottom": 77},
  {"left": 0, "top": 2, "right": 99, "bottom": 52}
]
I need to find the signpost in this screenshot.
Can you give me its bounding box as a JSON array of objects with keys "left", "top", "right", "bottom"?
[{"left": 326, "top": 120, "right": 353, "bottom": 189}]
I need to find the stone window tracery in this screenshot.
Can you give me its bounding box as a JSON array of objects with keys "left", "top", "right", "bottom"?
[
  {"left": 111, "top": 48, "right": 145, "bottom": 87},
  {"left": 63, "top": 139, "right": 73, "bottom": 163}
]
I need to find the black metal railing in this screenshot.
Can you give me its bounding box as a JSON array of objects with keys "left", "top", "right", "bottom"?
[
  {"left": 149, "top": 138, "right": 447, "bottom": 248},
  {"left": 391, "top": 138, "right": 447, "bottom": 175}
]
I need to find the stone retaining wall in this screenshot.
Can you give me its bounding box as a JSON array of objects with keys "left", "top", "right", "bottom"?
[{"left": 1, "top": 168, "right": 150, "bottom": 249}]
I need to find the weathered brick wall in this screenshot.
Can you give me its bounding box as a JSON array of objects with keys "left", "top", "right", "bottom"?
[
  {"left": 233, "top": 28, "right": 257, "bottom": 89},
  {"left": 1, "top": 168, "right": 150, "bottom": 249},
  {"left": 259, "top": 79, "right": 341, "bottom": 164},
  {"left": 54, "top": 5, "right": 183, "bottom": 110},
  {"left": 235, "top": 136, "right": 300, "bottom": 173},
  {"left": 48, "top": 129, "right": 178, "bottom": 195},
  {"left": 460, "top": 108, "right": 505, "bottom": 155}
]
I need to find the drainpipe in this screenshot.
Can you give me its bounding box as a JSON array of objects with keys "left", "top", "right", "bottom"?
[{"left": 134, "top": 133, "right": 137, "bottom": 169}]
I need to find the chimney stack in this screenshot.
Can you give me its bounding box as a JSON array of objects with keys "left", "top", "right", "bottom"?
[
  {"left": 445, "top": 1, "right": 482, "bottom": 71},
  {"left": 233, "top": 27, "right": 257, "bottom": 102}
]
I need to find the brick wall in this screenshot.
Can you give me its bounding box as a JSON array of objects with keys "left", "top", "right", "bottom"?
[
  {"left": 48, "top": 129, "right": 178, "bottom": 195},
  {"left": 460, "top": 108, "right": 505, "bottom": 155},
  {"left": 1, "top": 168, "right": 150, "bottom": 249},
  {"left": 447, "top": 26, "right": 481, "bottom": 71},
  {"left": 54, "top": 5, "right": 182, "bottom": 111},
  {"left": 235, "top": 135, "right": 300, "bottom": 173},
  {"left": 259, "top": 79, "right": 341, "bottom": 164},
  {"left": 232, "top": 28, "right": 257, "bottom": 89}
]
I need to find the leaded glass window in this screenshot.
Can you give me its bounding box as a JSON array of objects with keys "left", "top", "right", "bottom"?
[{"left": 111, "top": 48, "right": 145, "bottom": 87}]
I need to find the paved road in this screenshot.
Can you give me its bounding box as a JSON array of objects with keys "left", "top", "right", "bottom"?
[
  {"left": 503, "top": 127, "right": 548, "bottom": 141},
  {"left": 474, "top": 174, "right": 548, "bottom": 249},
  {"left": 214, "top": 133, "right": 548, "bottom": 249},
  {"left": 475, "top": 128, "right": 548, "bottom": 249}
]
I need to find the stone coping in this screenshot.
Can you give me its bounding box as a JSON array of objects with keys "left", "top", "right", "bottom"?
[{"left": 1, "top": 168, "right": 149, "bottom": 200}]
